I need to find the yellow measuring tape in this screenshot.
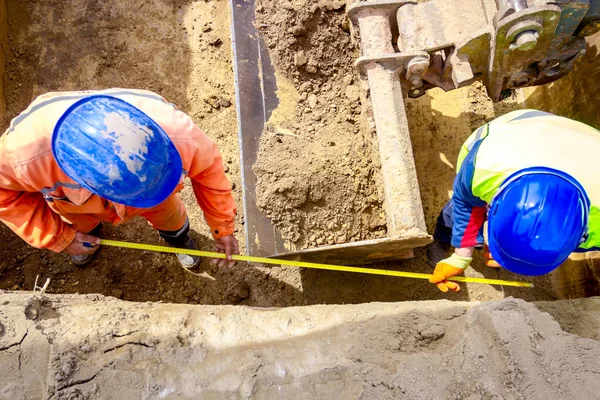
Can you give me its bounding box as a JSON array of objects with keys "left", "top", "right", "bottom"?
[{"left": 99, "top": 239, "right": 534, "bottom": 288}]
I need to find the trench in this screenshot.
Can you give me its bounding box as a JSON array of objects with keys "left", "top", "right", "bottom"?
[
  {"left": 0, "top": 0, "right": 598, "bottom": 309},
  {"left": 1, "top": 1, "right": 600, "bottom": 398}
]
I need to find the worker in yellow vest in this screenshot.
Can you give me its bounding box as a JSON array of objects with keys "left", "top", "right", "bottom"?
[{"left": 427, "top": 110, "right": 599, "bottom": 292}]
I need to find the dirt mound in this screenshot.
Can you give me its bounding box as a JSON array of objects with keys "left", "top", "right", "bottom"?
[
  {"left": 254, "top": 0, "right": 386, "bottom": 250},
  {"left": 2, "top": 292, "right": 600, "bottom": 399}
]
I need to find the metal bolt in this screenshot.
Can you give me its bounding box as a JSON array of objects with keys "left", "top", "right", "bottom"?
[
  {"left": 512, "top": 30, "right": 539, "bottom": 51},
  {"left": 409, "top": 75, "right": 422, "bottom": 88}
]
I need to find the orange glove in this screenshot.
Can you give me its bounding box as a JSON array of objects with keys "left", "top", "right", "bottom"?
[
  {"left": 483, "top": 246, "right": 501, "bottom": 268},
  {"left": 429, "top": 253, "right": 472, "bottom": 293}
]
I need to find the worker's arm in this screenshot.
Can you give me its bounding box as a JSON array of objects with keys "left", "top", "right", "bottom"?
[
  {"left": 430, "top": 144, "right": 487, "bottom": 292},
  {"left": 188, "top": 134, "right": 239, "bottom": 267},
  {"left": 186, "top": 134, "right": 237, "bottom": 239},
  {"left": 0, "top": 141, "right": 79, "bottom": 253},
  {"left": 173, "top": 112, "right": 238, "bottom": 266},
  {"left": 147, "top": 100, "right": 238, "bottom": 239}
]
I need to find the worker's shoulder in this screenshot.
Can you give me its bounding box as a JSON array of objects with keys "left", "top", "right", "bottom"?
[
  {"left": 1, "top": 91, "right": 89, "bottom": 163},
  {"left": 492, "top": 109, "right": 598, "bottom": 132},
  {"left": 489, "top": 109, "right": 555, "bottom": 125}
]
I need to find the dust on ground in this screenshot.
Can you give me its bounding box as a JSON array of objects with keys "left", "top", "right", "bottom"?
[
  {"left": 2, "top": 292, "right": 600, "bottom": 398},
  {"left": 253, "top": 0, "right": 386, "bottom": 250},
  {"left": 0, "top": 0, "right": 594, "bottom": 306}
]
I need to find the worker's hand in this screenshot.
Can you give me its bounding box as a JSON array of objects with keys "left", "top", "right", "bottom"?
[
  {"left": 483, "top": 246, "right": 501, "bottom": 268},
  {"left": 429, "top": 253, "right": 472, "bottom": 293},
  {"left": 212, "top": 234, "right": 239, "bottom": 268},
  {"left": 63, "top": 232, "right": 100, "bottom": 256}
]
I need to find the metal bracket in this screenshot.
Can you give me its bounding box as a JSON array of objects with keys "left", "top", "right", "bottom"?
[
  {"left": 487, "top": 5, "right": 562, "bottom": 100},
  {"left": 349, "top": 0, "right": 598, "bottom": 101}
]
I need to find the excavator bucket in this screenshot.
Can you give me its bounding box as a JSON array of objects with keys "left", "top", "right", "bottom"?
[{"left": 230, "top": 0, "right": 431, "bottom": 265}]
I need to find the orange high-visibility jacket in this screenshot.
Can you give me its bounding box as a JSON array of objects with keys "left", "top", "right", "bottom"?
[{"left": 0, "top": 89, "right": 237, "bottom": 252}]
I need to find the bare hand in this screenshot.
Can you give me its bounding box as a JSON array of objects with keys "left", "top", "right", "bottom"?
[
  {"left": 211, "top": 235, "right": 239, "bottom": 268},
  {"left": 63, "top": 232, "right": 100, "bottom": 256}
]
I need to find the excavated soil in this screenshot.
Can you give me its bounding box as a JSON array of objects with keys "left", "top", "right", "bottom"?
[
  {"left": 254, "top": 0, "right": 386, "bottom": 250},
  {"left": 2, "top": 292, "right": 600, "bottom": 399},
  {"left": 0, "top": 0, "right": 598, "bottom": 306}
]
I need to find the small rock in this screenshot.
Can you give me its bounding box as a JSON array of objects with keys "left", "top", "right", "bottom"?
[
  {"left": 111, "top": 289, "right": 123, "bottom": 299},
  {"left": 342, "top": 74, "right": 354, "bottom": 87},
  {"left": 419, "top": 325, "right": 445, "bottom": 341},
  {"left": 202, "top": 23, "right": 212, "bottom": 33},
  {"left": 307, "top": 94, "right": 318, "bottom": 109},
  {"left": 345, "top": 85, "right": 360, "bottom": 102},
  {"left": 80, "top": 343, "right": 93, "bottom": 353},
  {"left": 205, "top": 95, "right": 231, "bottom": 109},
  {"left": 182, "top": 288, "right": 196, "bottom": 298},
  {"left": 217, "top": 97, "right": 231, "bottom": 108},
  {"left": 72, "top": 281, "right": 79, "bottom": 287},
  {"left": 207, "top": 34, "right": 222, "bottom": 46},
  {"left": 292, "top": 26, "right": 306, "bottom": 37},
  {"left": 299, "top": 82, "right": 312, "bottom": 93},
  {"left": 306, "top": 59, "right": 319, "bottom": 74},
  {"left": 294, "top": 51, "right": 308, "bottom": 67},
  {"left": 223, "top": 164, "right": 230, "bottom": 173},
  {"left": 324, "top": 0, "right": 346, "bottom": 11}
]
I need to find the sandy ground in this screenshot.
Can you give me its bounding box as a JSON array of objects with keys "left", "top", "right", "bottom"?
[
  {"left": 0, "top": 0, "right": 597, "bottom": 307},
  {"left": 254, "top": 0, "right": 386, "bottom": 250},
  {"left": 1, "top": 291, "right": 600, "bottom": 399}
]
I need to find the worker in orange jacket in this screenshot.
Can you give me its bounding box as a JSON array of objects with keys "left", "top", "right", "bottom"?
[{"left": 0, "top": 89, "right": 238, "bottom": 268}]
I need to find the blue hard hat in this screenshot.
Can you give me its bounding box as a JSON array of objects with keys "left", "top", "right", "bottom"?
[
  {"left": 488, "top": 167, "right": 589, "bottom": 276},
  {"left": 52, "top": 95, "right": 183, "bottom": 208}
]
